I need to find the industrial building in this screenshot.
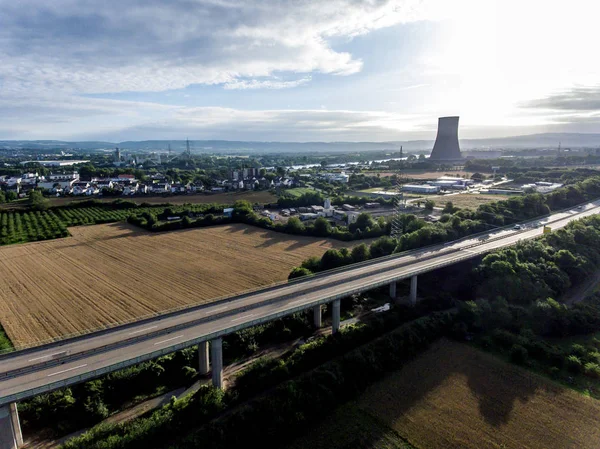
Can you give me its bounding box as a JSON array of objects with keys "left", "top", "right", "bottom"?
[
  {"left": 429, "top": 116, "right": 462, "bottom": 161},
  {"left": 402, "top": 184, "right": 440, "bottom": 194}
]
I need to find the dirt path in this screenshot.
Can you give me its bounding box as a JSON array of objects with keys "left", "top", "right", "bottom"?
[{"left": 562, "top": 269, "right": 600, "bottom": 304}]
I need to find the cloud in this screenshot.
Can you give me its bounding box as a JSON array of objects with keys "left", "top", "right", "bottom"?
[
  {"left": 525, "top": 86, "right": 600, "bottom": 111},
  {"left": 223, "top": 77, "right": 312, "bottom": 90},
  {"left": 89, "top": 106, "right": 430, "bottom": 141},
  {"left": 0, "top": 0, "right": 440, "bottom": 96}
]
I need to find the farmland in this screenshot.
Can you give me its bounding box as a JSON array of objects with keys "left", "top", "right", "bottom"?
[
  {"left": 432, "top": 193, "right": 511, "bottom": 210},
  {"left": 287, "top": 339, "right": 600, "bottom": 449},
  {"left": 0, "top": 203, "right": 225, "bottom": 246},
  {"left": 0, "top": 190, "right": 277, "bottom": 210},
  {"left": 369, "top": 340, "right": 600, "bottom": 448},
  {"left": 0, "top": 223, "right": 359, "bottom": 347}
]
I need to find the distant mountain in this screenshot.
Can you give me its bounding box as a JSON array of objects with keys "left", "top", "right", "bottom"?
[{"left": 1, "top": 133, "right": 599, "bottom": 153}]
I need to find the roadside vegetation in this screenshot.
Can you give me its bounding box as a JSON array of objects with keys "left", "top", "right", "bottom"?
[{"left": 290, "top": 177, "right": 600, "bottom": 278}]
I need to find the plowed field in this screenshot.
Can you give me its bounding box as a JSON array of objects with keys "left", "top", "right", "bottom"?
[{"left": 0, "top": 223, "right": 357, "bottom": 347}]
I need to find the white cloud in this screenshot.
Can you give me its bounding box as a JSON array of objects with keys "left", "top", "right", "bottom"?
[
  {"left": 0, "top": 0, "right": 442, "bottom": 96},
  {"left": 223, "top": 77, "right": 312, "bottom": 90}
]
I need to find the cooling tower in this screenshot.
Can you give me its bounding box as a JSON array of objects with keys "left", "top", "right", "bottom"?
[{"left": 429, "top": 116, "right": 462, "bottom": 161}]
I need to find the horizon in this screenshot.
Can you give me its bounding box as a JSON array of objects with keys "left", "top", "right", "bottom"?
[{"left": 2, "top": 0, "right": 600, "bottom": 142}]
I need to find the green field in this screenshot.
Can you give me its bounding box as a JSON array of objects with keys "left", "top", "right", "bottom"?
[{"left": 284, "top": 187, "right": 317, "bottom": 197}]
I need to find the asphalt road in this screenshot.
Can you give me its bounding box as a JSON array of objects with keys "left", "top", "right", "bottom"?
[{"left": 1, "top": 201, "right": 599, "bottom": 405}]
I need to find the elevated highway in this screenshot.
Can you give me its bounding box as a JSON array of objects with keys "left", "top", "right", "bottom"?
[{"left": 1, "top": 200, "right": 599, "bottom": 448}]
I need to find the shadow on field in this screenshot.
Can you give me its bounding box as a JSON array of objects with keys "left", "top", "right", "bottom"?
[{"left": 357, "top": 339, "right": 548, "bottom": 443}]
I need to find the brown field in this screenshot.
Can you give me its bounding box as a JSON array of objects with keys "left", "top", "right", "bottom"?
[
  {"left": 430, "top": 193, "right": 511, "bottom": 210},
  {"left": 0, "top": 190, "right": 277, "bottom": 210},
  {"left": 0, "top": 223, "right": 357, "bottom": 347},
  {"left": 359, "top": 339, "right": 600, "bottom": 449}
]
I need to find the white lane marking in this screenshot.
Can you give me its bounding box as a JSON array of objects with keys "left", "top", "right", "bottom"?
[
  {"left": 288, "top": 299, "right": 305, "bottom": 305},
  {"left": 207, "top": 306, "right": 228, "bottom": 314},
  {"left": 230, "top": 314, "right": 255, "bottom": 322},
  {"left": 47, "top": 364, "right": 87, "bottom": 377},
  {"left": 128, "top": 325, "right": 158, "bottom": 335},
  {"left": 29, "top": 351, "right": 67, "bottom": 362},
  {"left": 154, "top": 335, "right": 184, "bottom": 346}
]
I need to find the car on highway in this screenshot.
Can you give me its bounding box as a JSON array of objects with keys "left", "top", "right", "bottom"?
[
  {"left": 576, "top": 205, "right": 583, "bottom": 210},
  {"left": 513, "top": 224, "right": 522, "bottom": 230}
]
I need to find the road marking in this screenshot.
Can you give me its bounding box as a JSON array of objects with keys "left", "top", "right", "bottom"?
[
  {"left": 207, "top": 306, "right": 229, "bottom": 314},
  {"left": 128, "top": 325, "right": 157, "bottom": 335},
  {"left": 47, "top": 364, "right": 87, "bottom": 377},
  {"left": 153, "top": 335, "right": 184, "bottom": 346},
  {"left": 230, "top": 314, "right": 255, "bottom": 322},
  {"left": 288, "top": 299, "right": 305, "bottom": 305},
  {"left": 29, "top": 351, "right": 67, "bottom": 362}
]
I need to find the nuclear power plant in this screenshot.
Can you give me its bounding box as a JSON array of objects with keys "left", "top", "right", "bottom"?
[{"left": 429, "top": 116, "right": 462, "bottom": 161}]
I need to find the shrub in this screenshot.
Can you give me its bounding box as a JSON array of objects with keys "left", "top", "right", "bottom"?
[
  {"left": 584, "top": 362, "right": 600, "bottom": 379},
  {"left": 566, "top": 355, "right": 583, "bottom": 373},
  {"left": 509, "top": 344, "right": 528, "bottom": 364}
]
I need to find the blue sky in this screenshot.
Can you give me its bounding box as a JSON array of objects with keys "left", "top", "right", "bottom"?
[{"left": 1, "top": 0, "right": 599, "bottom": 142}]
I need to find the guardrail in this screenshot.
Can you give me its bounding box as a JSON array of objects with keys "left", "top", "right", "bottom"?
[
  {"left": 0, "top": 201, "right": 598, "bottom": 401},
  {"left": 1, "top": 199, "right": 597, "bottom": 358}
]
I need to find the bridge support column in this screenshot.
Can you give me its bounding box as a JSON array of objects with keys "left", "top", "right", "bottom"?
[
  {"left": 389, "top": 281, "right": 397, "bottom": 299},
  {"left": 331, "top": 299, "right": 341, "bottom": 334},
  {"left": 198, "top": 341, "right": 209, "bottom": 375},
  {"left": 210, "top": 338, "right": 223, "bottom": 389},
  {"left": 410, "top": 275, "right": 418, "bottom": 305},
  {"left": 313, "top": 305, "right": 322, "bottom": 328},
  {"left": 0, "top": 403, "right": 23, "bottom": 449}
]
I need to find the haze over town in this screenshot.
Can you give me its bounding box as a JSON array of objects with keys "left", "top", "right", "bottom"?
[{"left": 2, "top": 0, "right": 600, "bottom": 142}]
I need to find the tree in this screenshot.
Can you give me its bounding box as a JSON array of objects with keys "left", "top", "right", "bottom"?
[
  {"left": 288, "top": 267, "right": 312, "bottom": 280},
  {"left": 424, "top": 199, "right": 435, "bottom": 211},
  {"left": 349, "top": 212, "right": 375, "bottom": 233},
  {"left": 442, "top": 201, "right": 456, "bottom": 214},
  {"left": 320, "top": 249, "right": 347, "bottom": 270},
  {"left": 0, "top": 191, "right": 5, "bottom": 203},
  {"left": 5, "top": 191, "right": 17, "bottom": 202},
  {"left": 351, "top": 243, "right": 370, "bottom": 262},
  {"left": 285, "top": 217, "right": 305, "bottom": 235},
  {"left": 369, "top": 236, "right": 397, "bottom": 258},
  {"left": 276, "top": 166, "right": 286, "bottom": 177},
  {"left": 28, "top": 190, "right": 49, "bottom": 211},
  {"left": 313, "top": 217, "right": 332, "bottom": 237}
]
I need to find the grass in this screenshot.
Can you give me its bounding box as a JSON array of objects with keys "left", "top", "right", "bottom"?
[
  {"left": 283, "top": 187, "right": 317, "bottom": 197},
  {"left": 435, "top": 193, "right": 511, "bottom": 210},
  {"left": 0, "top": 323, "right": 13, "bottom": 353}
]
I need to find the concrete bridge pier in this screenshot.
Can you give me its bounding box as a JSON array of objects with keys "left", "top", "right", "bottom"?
[
  {"left": 389, "top": 281, "right": 397, "bottom": 299},
  {"left": 410, "top": 275, "right": 418, "bottom": 305},
  {"left": 198, "top": 341, "right": 209, "bottom": 375},
  {"left": 313, "top": 305, "right": 323, "bottom": 328},
  {"left": 210, "top": 338, "right": 223, "bottom": 389},
  {"left": 0, "top": 403, "right": 22, "bottom": 449},
  {"left": 331, "top": 299, "right": 341, "bottom": 334}
]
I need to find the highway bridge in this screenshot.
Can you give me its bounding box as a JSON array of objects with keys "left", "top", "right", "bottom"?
[{"left": 1, "top": 201, "right": 599, "bottom": 448}]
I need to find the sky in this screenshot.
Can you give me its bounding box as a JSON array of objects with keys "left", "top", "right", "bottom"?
[{"left": 1, "top": 0, "right": 599, "bottom": 142}]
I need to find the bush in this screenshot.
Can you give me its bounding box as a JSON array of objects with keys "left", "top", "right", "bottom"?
[
  {"left": 288, "top": 267, "right": 312, "bottom": 280},
  {"left": 584, "top": 362, "right": 600, "bottom": 378},
  {"left": 509, "top": 344, "right": 528, "bottom": 364},
  {"left": 566, "top": 355, "right": 583, "bottom": 373}
]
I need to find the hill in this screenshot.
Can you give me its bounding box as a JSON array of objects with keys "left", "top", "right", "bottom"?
[{"left": 2, "top": 133, "right": 600, "bottom": 153}]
